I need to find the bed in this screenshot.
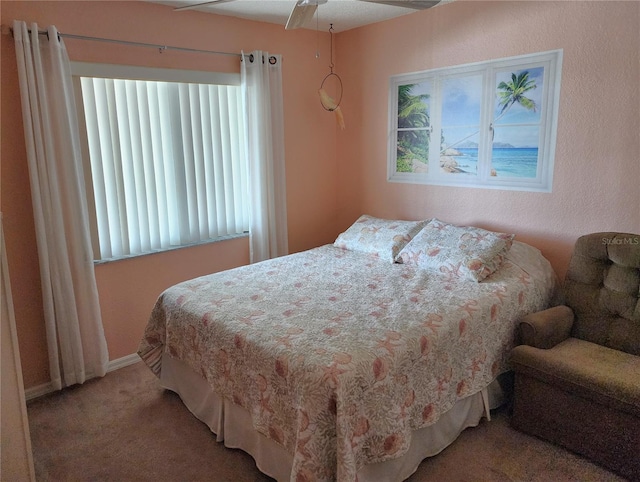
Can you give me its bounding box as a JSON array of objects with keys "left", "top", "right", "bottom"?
[{"left": 138, "top": 216, "right": 558, "bottom": 481}]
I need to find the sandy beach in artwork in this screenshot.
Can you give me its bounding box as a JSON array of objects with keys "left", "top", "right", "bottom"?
[
  {"left": 411, "top": 147, "right": 471, "bottom": 174},
  {"left": 409, "top": 147, "right": 538, "bottom": 178}
]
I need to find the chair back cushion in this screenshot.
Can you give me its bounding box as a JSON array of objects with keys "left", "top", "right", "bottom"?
[{"left": 564, "top": 232, "right": 640, "bottom": 355}]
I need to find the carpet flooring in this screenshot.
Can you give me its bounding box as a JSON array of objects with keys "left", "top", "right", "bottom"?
[{"left": 27, "top": 361, "right": 625, "bottom": 481}]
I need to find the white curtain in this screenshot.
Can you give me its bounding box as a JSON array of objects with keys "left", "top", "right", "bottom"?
[
  {"left": 241, "top": 51, "right": 288, "bottom": 263},
  {"left": 13, "top": 21, "right": 109, "bottom": 390}
]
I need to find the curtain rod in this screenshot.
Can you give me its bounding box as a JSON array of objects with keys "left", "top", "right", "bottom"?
[{"left": 3, "top": 25, "right": 242, "bottom": 58}]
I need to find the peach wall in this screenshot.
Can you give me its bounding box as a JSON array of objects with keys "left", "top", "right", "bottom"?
[
  {"left": 93, "top": 237, "right": 250, "bottom": 361},
  {"left": 336, "top": 0, "right": 640, "bottom": 279},
  {"left": 3, "top": 0, "right": 639, "bottom": 390},
  {"left": 1, "top": 1, "right": 339, "bottom": 388}
]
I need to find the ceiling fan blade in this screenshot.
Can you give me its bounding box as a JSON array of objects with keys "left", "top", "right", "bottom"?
[
  {"left": 173, "top": 0, "right": 235, "bottom": 12},
  {"left": 359, "top": 0, "right": 441, "bottom": 10},
  {"left": 285, "top": 0, "right": 327, "bottom": 30}
]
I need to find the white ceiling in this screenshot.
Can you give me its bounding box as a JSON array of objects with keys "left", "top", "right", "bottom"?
[{"left": 146, "top": 0, "right": 452, "bottom": 33}]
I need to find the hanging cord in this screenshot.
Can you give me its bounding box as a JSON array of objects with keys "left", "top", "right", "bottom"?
[
  {"left": 328, "top": 23, "right": 335, "bottom": 74},
  {"left": 315, "top": 7, "right": 320, "bottom": 59}
]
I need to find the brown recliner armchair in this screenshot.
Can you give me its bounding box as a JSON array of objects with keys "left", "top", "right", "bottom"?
[{"left": 510, "top": 232, "right": 640, "bottom": 481}]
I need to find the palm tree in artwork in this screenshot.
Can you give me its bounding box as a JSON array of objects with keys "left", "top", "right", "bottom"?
[
  {"left": 397, "top": 84, "right": 430, "bottom": 130},
  {"left": 495, "top": 71, "right": 537, "bottom": 120},
  {"left": 396, "top": 84, "right": 431, "bottom": 171}
]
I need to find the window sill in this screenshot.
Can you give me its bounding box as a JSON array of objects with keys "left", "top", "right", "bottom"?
[{"left": 93, "top": 232, "right": 249, "bottom": 265}]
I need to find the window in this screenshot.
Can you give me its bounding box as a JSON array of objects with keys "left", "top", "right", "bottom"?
[
  {"left": 72, "top": 63, "right": 248, "bottom": 261},
  {"left": 388, "top": 50, "right": 562, "bottom": 192}
]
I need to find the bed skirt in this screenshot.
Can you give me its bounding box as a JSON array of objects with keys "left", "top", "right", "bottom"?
[{"left": 159, "top": 353, "right": 505, "bottom": 481}]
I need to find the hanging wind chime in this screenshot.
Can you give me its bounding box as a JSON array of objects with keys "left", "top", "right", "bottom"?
[{"left": 318, "top": 24, "right": 345, "bottom": 130}]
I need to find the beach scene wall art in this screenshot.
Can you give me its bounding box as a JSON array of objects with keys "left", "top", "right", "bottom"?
[{"left": 388, "top": 50, "right": 562, "bottom": 192}]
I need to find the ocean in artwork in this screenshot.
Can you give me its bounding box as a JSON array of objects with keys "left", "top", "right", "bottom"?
[{"left": 452, "top": 148, "right": 538, "bottom": 178}]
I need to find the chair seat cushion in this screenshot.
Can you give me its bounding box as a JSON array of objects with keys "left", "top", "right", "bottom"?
[{"left": 511, "top": 338, "right": 640, "bottom": 417}]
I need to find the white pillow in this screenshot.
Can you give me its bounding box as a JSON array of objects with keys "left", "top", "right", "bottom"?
[
  {"left": 396, "top": 219, "right": 515, "bottom": 281},
  {"left": 333, "top": 215, "right": 427, "bottom": 263}
]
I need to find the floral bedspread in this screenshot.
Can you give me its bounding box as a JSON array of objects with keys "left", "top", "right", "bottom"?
[{"left": 138, "top": 242, "right": 556, "bottom": 481}]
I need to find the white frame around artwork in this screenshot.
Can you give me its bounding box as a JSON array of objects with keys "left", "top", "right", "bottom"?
[{"left": 387, "top": 50, "right": 563, "bottom": 192}]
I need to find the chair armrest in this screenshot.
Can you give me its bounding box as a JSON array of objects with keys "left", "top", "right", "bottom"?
[{"left": 518, "top": 305, "right": 574, "bottom": 349}]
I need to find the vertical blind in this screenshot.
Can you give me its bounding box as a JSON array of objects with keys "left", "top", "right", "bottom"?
[{"left": 80, "top": 77, "right": 249, "bottom": 260}]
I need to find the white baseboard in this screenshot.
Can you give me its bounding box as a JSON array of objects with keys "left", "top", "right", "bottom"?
[
  {"left": 25, "top": 353, "right": 142, "bottom": 401},
  {"left": 24, "top": 382, "right": 55, "bottom": 401},
  {"left": 107, "top": 353, "right": 142, "bottom": 372}
]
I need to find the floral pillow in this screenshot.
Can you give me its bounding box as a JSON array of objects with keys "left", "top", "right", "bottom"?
[
  {"left": 333, "top": 215, "right": 427, "bottom": 263},
  {"left": 395, "top": 219, "right": 515, "bottom": 281}
]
